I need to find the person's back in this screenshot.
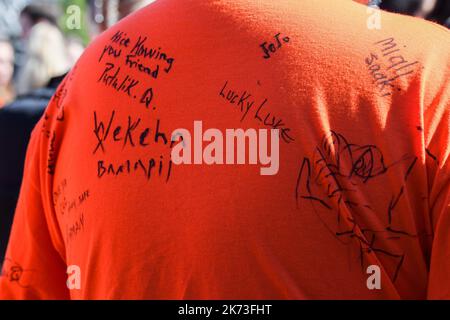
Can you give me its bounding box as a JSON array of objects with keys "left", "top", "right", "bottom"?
[{"left": 1, "top": 0, "right": 449, "bottom": 299}]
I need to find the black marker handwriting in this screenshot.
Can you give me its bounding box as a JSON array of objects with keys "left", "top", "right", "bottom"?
[
  {"left": 219, "top": 81, "right": 295, "bottom": 143},
  {"left": 295, "top": 131, "right": 431, "bottom": 282},
  {"left": 260, "top": 33, "right": 290, "bottom": 59},
  {"left": 93, "top": 111, "right": 169, "bottom": 155}
]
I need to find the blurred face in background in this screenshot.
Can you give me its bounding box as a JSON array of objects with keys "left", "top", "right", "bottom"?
[
  {"left": 0, "top": 41, "right": 14, "bottom": 88},
  {"left": 16, "top": 7, "right": 71, "bottom": 95}
]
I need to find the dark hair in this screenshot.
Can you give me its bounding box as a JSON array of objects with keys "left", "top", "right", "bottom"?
[{"left": 20, "top": 4, "right": 59, "bottom": 26}]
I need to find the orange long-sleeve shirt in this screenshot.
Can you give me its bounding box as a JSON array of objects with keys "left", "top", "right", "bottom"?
[{"left": 1, "top": 0, "right": 449, "bottom": 299}]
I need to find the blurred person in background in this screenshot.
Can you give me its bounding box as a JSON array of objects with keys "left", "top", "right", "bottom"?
[
  {"left": 0, "top": 0, "right": 29, "bottom": 85},
  {"left": 0, "top": 36, "right": 15, "bottom": 108},
  {"left": 15, "top": 3, "right": 71, "bottom": 96}
]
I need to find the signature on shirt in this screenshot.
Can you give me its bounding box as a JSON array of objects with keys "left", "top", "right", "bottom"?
[{"left": 365, "top": 37, "right": 419, "bottom": 97}]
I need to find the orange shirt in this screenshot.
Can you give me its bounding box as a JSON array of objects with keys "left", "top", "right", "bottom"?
[{"left": 1, "top": 0, "right": 449, "bottom": 299}]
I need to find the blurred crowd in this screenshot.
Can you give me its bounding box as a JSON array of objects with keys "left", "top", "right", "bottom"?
[
  {"left": 0, "top": 0, "right": 449, "bottom": 260},
  {"left": 0, "top": 0, "right": 157, "bottom": 109}
]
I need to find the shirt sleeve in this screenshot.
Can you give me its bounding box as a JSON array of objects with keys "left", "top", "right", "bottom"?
[
  {"left": 0, "top": 119, "right": 69, "bottom": 299},
  {"left": 425, "top": 52, "right": 450, "bottom": 299}
]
